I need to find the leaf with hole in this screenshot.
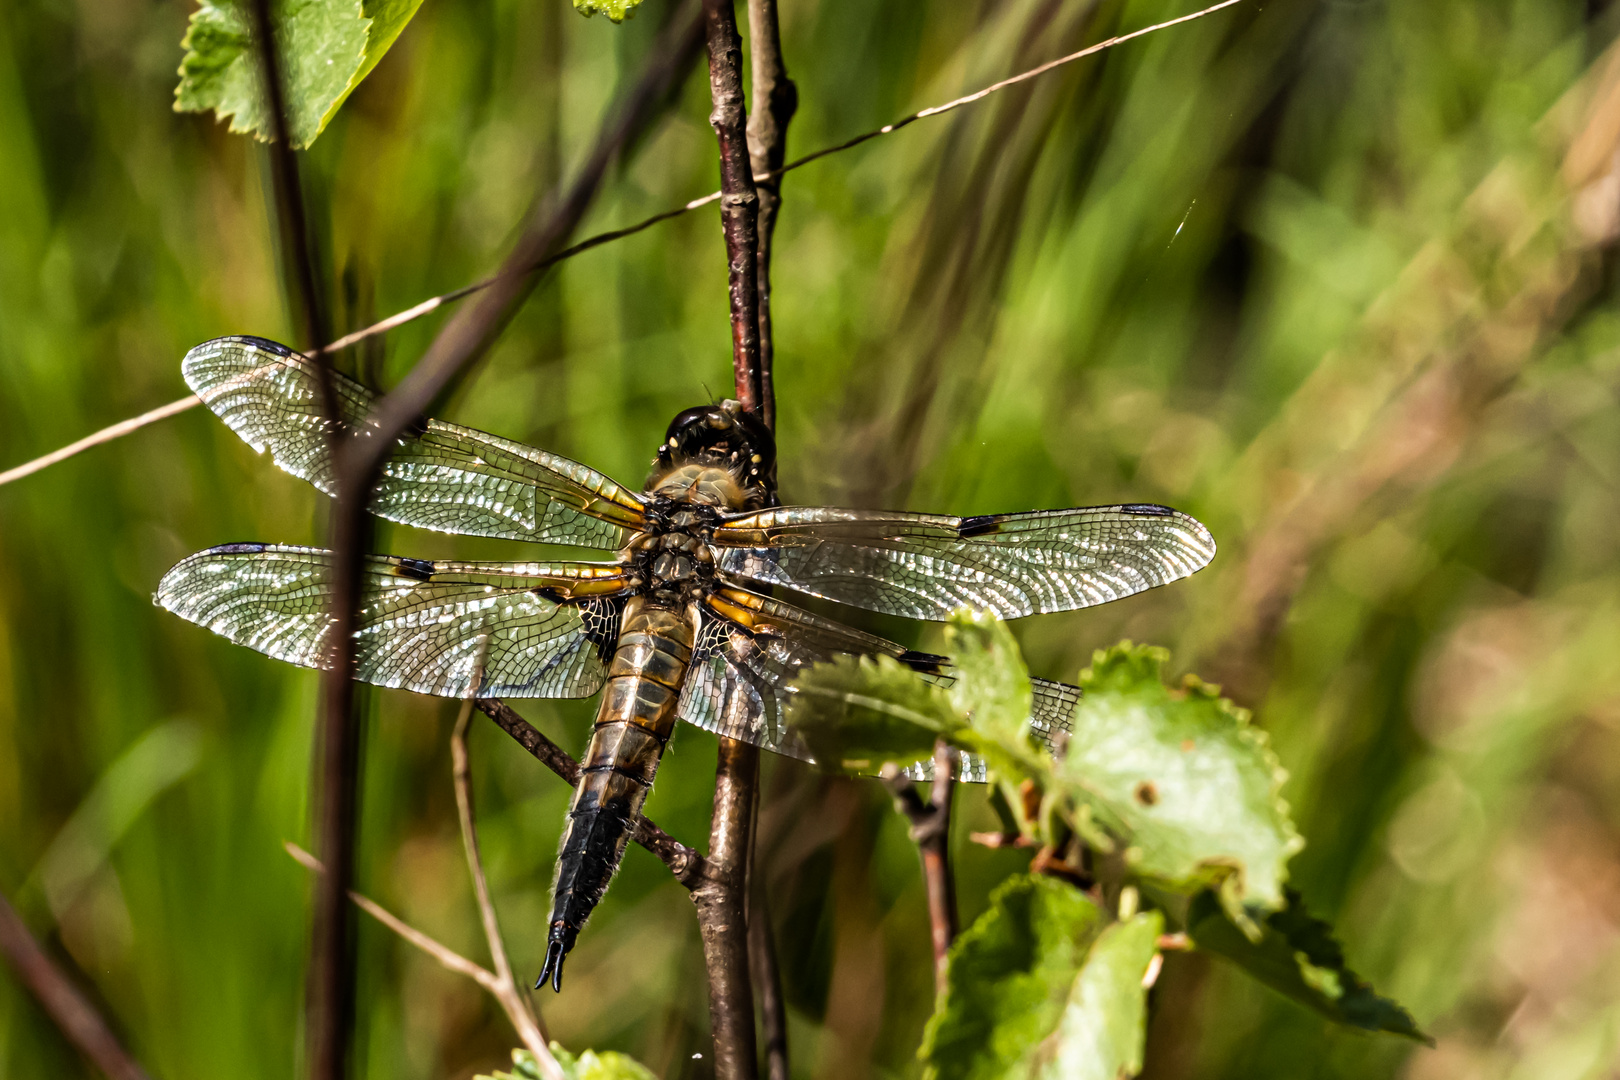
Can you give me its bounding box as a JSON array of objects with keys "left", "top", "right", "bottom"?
[{"left": 1058, "top": 643, "right": 1303, "bottom": 927}]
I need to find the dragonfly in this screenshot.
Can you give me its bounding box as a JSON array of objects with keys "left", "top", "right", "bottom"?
[{"left": 155, "top": 336, "right": 1217, "bottom": 991}]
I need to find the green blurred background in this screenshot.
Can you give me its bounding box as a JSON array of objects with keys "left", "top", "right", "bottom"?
[{"left": 3, "top": 0, "right": 1620, "bottom": 1075}]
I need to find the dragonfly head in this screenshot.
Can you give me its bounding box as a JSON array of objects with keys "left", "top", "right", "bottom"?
[{"left": 655, "top": 399, "right": 775, "bottom": 487}]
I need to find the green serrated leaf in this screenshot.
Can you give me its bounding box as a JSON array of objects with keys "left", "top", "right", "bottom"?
[
  {"left": 788, "top": 654, "right": 960, "bottom": 772},
  {"left": 1033, "top": 911, "right": 1163, "bottom": 1080},
  {"left": 1185, "top": 890, "right": 1431, "bottom": 1043},
  {"left": 480, "top": 1045, "right": 658, "bottom": 1080},
  {"left": 175, "top": 0, "right": 422, "bottom": 148},
  {"left": 920, "top": 875, "right": 1107, "bottom": 1080},
  {"left": 944, "top": 609, "right": 1034, "bottom": 743},
  {"left": 573, "top": 0, "right": 643, "bottom": 22},
  {"left": 1059, "top": 642, "right": 1303, "bottom": 923}
]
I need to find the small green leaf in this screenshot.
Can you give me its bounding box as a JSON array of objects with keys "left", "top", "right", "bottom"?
[
  {"left": 479, "top": 1045, "right": 658, "bottom": 1080},
  {"left": 1033, "top": 912, "right": 1163, "bottom": 1080},
  {"left": 175, "top": 0, "right": 423, "bottom": 148},
  {"left": 920, "top": 875, "right": 1107, "bottom": 1080},
  {"left": 1059, "top": 643, "right": 1303, "bottom": 923},
  {"left": 788, "top": 654, "right": 960, "bottom": 772},
  {"left": 573, "top": 0, "right": 643, "bottom": 22},
  {"left": 1186, "top": 890, "right": 1431, "bottom": 1043},
  {"left": 943, "top": 609, "right": 1033, "bottom": 744}
]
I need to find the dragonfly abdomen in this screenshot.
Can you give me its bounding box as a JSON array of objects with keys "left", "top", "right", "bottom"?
[{"left": 539, "top": 596, "right": 694, "bottom": 991}]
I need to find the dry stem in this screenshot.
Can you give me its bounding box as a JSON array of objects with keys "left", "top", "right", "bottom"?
[
  {"left": 283, "top": 843, "right": 563, "bottom": 1080},
  {"left": 0, "top": 888, "right": 152, "bottom": 1080}
]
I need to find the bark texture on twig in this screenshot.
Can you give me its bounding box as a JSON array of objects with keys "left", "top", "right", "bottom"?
[
  {"left": 694, "top": 1, "right": 776, "bottom": 1075},
  {"left": 693, "top": 736, "right": 761, "bottom": 1080},
  {"left": 703, "top": 0, "right": 764, "bottom": 417},
  {"left": 475, "top": 699, "right": 707, "bottom": 887},
  {"left": 882, "top": 741, "right": 960, "bottom": 994},
  {"left": 0, "top": 889, "right": 152, "bottom": 1080},
  {"left": 745, "top": 0, "right": 797, "bottom": 431}
]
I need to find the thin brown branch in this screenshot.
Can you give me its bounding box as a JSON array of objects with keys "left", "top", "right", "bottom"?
[
  {"left": 694, "top": 1, "right": 768, "bottom": 1075},
  {"left": 451, "top": 696, "right": 552, "bottom": 1061},
  {"left": 0, "top": 396, "right": 201, "bottom": 487},
  {"left": 693, "top": 737, "right": 761, "bottom": 1080},
  {"left": 243, "top": 2, "right": 350, "bottom": 1075},
  {"left": 703, "top": 0, "right": 764, "bottom": 416},
  {"left": 474, "top": 699, "right": 707, "bottom": 887},
  {"left": 745, "top": 0, "right": 797, "bottom": 432},
  {"left": 775, "top": 0, "right": 1242, "bottom": 178},
  {"left": 881, "top": 741, "right": 960, "bottom": 994},
  {"left": 0, "top": 0, "right": 1244, "bottom": 494},
  {"left": 0, "top": 887, "right": 152, "bottom": 1080}
]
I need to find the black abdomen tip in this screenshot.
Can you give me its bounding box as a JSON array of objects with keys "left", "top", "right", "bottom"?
[{"left": 535, "top": 927, "right": 572, "bottom": 993}]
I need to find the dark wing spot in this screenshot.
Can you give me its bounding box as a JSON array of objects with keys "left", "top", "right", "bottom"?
[
  {"left": 1121, "top": 504, "right": 1174, "bottom": 516},
  {"left": 212, "top": 542, "right": 269, "bottom": 554},
  {"left": 393, "top": 558, "right": 436, "bottom": 581},
  {"left": 580, "top": 596, "right": 627, "bottom": 666},
  {"left": 957, "top": 515, "right": 1002, "bottom": 538},
  {"left": 898, "top": 650, "right": 949, "bottom": 675},
  {"left": 1134, "top": 780, "right": 1159, "bottom": 806},
  {"left": 237, "top": 335, "right": 296, "bottom": 357}
]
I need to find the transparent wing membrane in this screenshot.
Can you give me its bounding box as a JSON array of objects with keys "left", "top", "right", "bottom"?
[
  {"left": 183, "top": 336, "right": 646, "bottom": 548},
  {"left": 676, "top": 586, "right": 1081, "bottom": 782},
  {"left": 155, "top": 544, "right": 628, "bottom": 698},
  {"left": 712, "top": 504, "right": 1216, "bottom": 621},
  {"left": 677, "top": 587, "right": 942, "bottom": 763}
]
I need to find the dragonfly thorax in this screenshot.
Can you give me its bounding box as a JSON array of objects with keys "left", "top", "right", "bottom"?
[{"left": 626, "top": 498, "right": 723, "bottom": 598}]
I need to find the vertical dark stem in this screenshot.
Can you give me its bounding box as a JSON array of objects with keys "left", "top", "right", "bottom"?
[
  {"left": 302, "top": 21, "right": 703, "bottom": 1078},
  {"left": 694, "top": 738, "right": 760, "bottom": 1080},
  {"left": 745, "top": 0, "right": 797, "bottom": 432},
  {"left": 310, "top": 502, "right": 367, "bottom": 1080},
  {"left": 244, "top": 4, "right": 354, "bottom": 1079},
  {"left": 741, "top": 3, "right": 794, "bottom": 1068},
  {"left": 747, "top": 883, "right": 789, "bottom": 1080},
  {"left": 702, "top": 0, "right": 764, "bottom": 417},
  {"left": 697, "top": 2, "right": 770, "bottom": 1077},
  {"left": 0, "top": 889, "right": 152, "bottom": 1080},
  {"left": 247, "top": 0, "right": 330, "bottom": 355}
]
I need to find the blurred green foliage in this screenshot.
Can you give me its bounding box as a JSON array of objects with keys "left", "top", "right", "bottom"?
[{"left": 2, "top": 0, "right": 1620, "bottom": 1077}]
